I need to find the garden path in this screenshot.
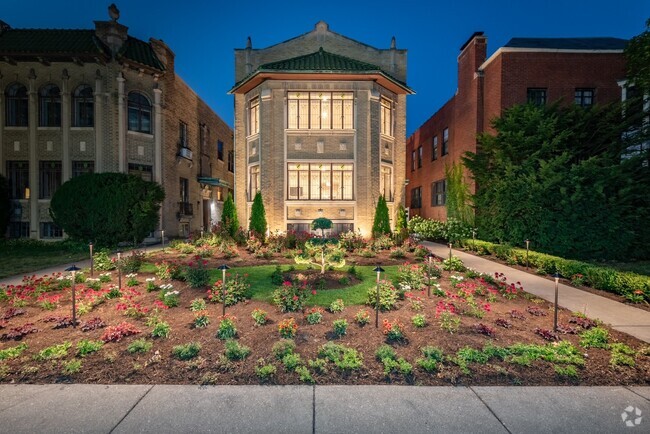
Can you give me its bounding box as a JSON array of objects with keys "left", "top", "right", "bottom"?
[{"left": 422, "top": 241, "right": 650, "bottom": 343}]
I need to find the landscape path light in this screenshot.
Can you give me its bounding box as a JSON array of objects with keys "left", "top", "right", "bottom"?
[
  {"left": 117, "top": 251, "right": 122, "bottom": 292},
  {"left": 553, "top": 272, "right": 562, "bottom": 332},
  {"left": 89, "top": 242, "right": 94, "bottom": 277},
  {"left": 424, "top": 252, "right": 435, "bottom": 297},
  {"left": 373, "top": 266, "right": 385, "bottom": 328},
  {"left": 218, "top": 264, "right": 231, "bottom": 317},
  {"left": 525, "top": 239, "right": 530, "bottom": 269},
  {"left": 448, "top": 242, "right": 453, "bottom": 262},
  {"left": 65, "top": 265, "right": 81, "bottom": 328},
  {"left": 471, "top": 228, "right": 477, "bottom": 250}
]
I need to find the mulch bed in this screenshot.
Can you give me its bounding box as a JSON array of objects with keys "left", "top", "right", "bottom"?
[{"left": 0, "top": 247, "right": 648, "bottom": 386}]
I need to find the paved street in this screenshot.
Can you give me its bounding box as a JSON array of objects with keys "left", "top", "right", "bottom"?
[{"left": 0, "top": 385, "right": 648, "bottom": 433}]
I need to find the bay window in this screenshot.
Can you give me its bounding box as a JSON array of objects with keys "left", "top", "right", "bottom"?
[
  {"left": 287, "top": 92, "right": 353, "bottom": 130},
  {"left": 287, "top": 163, "right": 353, "bottom": 200}
]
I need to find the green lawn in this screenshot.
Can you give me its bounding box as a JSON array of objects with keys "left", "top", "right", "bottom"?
[{"left": 0, "top": 239, "right": 89, "bottom": 279}]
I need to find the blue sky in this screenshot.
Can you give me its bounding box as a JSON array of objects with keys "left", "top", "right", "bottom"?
[{"left": 3, "top": 0, "right": 649, "bottom": 135}]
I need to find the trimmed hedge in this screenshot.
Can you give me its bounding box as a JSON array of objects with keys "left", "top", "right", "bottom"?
[{"left": 459, "top": 238, "right": 650, "bottom": 303}]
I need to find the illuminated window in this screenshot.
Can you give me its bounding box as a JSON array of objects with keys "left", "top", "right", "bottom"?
[
  {"left": 287, "top": 163, "right": 353, "bottom": 200},
  {"left": 287, "top": 92, "right": 353, "bottom": 130},
  {"left": 380, "top": 165, "right": 393, "bottom": 201},
  {"left": 249, "top": 165, "right": 260, "bottom": 200},
  {"left": 380, "top": 96, "right": 393, "bottom": 136},
  {"left": 248, "top": 96, "right": 259, "bottom": 135}
]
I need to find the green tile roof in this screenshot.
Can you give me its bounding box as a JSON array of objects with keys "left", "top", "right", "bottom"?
[
  {"left": 118, "top": 37, "right": 165, "bottom": 71},
  {"left": 0, "top": 29, "right": 107, "bottom": 56},
  {"left": 260, "top": 47, "right": 381, "bottom": 72}
]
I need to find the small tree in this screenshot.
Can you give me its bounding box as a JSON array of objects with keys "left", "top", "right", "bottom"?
[
  {"left": 221, "top": 192, "right": 239, "bottom": 238},
  {"left": 394, "top": 204, "right": 408, "bottom": 243},
  {"left": 0, "top": 174, "right": 9, "bottom": 237},
  {"left": 311, "top": 217, "right": 332, "bottom": 238},
  {"left": 249, "top": 191, "right": 267, "bottom": 239},
  {"left": 372, "top": 195, "right": 391, "bottom": 238},
  {"left": 295, "top": 238, "right": 345, "bottom": 275}
]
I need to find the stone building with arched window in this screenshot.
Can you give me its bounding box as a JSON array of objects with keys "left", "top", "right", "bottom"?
[{"left": 0, "top": 6, "right": 233, "bottom": 240}]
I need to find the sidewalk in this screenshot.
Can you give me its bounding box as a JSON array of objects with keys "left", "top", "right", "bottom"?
[
  {"left": 422, "top": 241, "right": 650, "bottom": 344},
  {"left": 0, "top": 384, "right": 647, "bottom": 433}
]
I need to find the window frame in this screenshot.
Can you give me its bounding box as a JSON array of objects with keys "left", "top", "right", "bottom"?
[
  {"left": 432, "top": 179, "right": 446, "bottom": 207},
  {"left": 287, "top": 91, "right": 354, "bottom": 130},
  {"left": 5, "top": 83, "right": 28, "bottom": 127},
  {"left": 39, "top": 84, "right": 62, "bottom": 127},
  {"left": 217, "top": 140, "right": 224, "bottom": 161},
  {"left": 38, "top": 161, "right": 62, "bottom": 199},
  {"left": 442, "top": 128, "right": 449, "bottom": 156},
  {"left": 417, "top": 146, "right": 423, "bottom": 168},
  {"left": 527, "top": 88, "right": 547, "bottom": 106},
  {"left": 410, "top": 186, "right": 422, "bottom": 209},
  {"left": 380, "top": 96, "right": 393, "bottom": 136},
  {"left": 128, "top": 163, "right": 153, "bottom": 182},
  {"left": 575, "top": 88, "right": 594, "bottom": 107},
  {"left": 6, "top": 161, "right": 29, "bottom": 199},
  {"left": 431, "top": 136, "right": 438, "bottom": 161},
  {"left": 127, "top": 91, "right": 152, "bottom": 134},
  {"left": 72, "top": 161, "right": 94, "bottom": 178},
  {"left": 249, "top": 165, "right": 260, "bottom": 200},
  {"left": 248, "top": 96, "right": 260, "bottom": 135},
  {"left": 227, "top": 150, "right": 234, "bottom": 173},
  {"left": 40, "top": 222, "right": 63, "bottom": 239},
  {"left": 380, "top": 165, "right": 393, "bottom": 202},
  {"left": 179, "top": 121, "right": 188, "bottom": 147},
  {"left": 72, "top": 85, "right": 94, "bottom": 127},
  {"left": 286, "top": 162, "right": 354, "bottom": 201}
]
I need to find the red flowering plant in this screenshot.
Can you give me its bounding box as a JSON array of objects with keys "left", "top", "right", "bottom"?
[
  {"left": 207, "top": 273, "right": 251, "bottom": 306},
  {"left": 37, "top": 293, "right": 62, "bottom": 311},
  {"left": 278, "top": 317, "right": 298, "bottom": 338},
  {"left": 101, "top": 322, "right": 141, "bottom": 343},
  {"left": 154, "top": 260, "right": 182, "bottom": 281},
  {"left": 272, "top": 280, "right": 312, "bottom": 312},
  {"left": 436, "top": 300, "right": 460, "bottom": 334},
  {"left": 115, "top": 292, "right": 149, "bottom": 319},
  {"left": 184, "top": 256, "right": 210, "bottom": 288},
  {"left": 382, "top": 318, "right": 406, "bottom": 342},
  {"left": 404, "top": 292, "right": 424, "bottom": 311},
  {"left": 494, "top": 272, "right": 523, "bottom": 300}
]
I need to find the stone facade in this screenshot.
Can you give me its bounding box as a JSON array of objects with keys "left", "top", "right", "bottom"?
[
  {"left": 406, "top": 33, "right": 627, "bottom": 220},
  {"left": 231, "top": 22, "right": 411, "bottom": 237},
  {"left": 0, "top": 8, "right": 233, "bottom": 240}
]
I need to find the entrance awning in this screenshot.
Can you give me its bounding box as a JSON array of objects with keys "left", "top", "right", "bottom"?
[{"left": 197, "top": 177, "right": 231, "bottom": 188}]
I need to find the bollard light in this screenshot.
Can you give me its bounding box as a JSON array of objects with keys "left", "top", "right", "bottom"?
[
  {"left": 373, "top": 266, "right": 385, "bottom": 328},
  {"left": 424, "top": 252, "right": 435, "bottom": 297},
  {"left": 525, "top": 239, "right": 530, "bottom": 270},
  {"left": 65, "top": 265, "right": 81, "bottom": 328},
  {"left": 448, "top": 242, "right": 453, "bottom": 262},
  {"left": 89, "top": 242, "right": 94, "bottom": 277},
  {"left": 218, "top": 264, "right": 231, "bottom": 317},
  {"left": 161, "top": 230, "right": 165, "bottom": 250},
  {"left": 553, "top": 272, "right": 561, "bottom": 332},
  {"left": 117, "top": 251, "right": 122, "bottom": 292},
  {"left": 472, "top": 229, "right": 477, "bottom": 250}
]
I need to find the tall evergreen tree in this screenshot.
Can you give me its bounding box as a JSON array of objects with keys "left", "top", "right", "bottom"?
[
  {"left": 221, "top": 192, "right": 239, "bottom": 238},
  {"left": 249, "top": 191, "right": 267, "bottom": 239},
  {"left": 372, "top": 195, "right": 391, "bottom": 238}
]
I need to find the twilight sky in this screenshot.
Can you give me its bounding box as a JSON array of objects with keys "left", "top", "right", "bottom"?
[{"left": 3, "top": 0, "right": 648, "bottom": 135}]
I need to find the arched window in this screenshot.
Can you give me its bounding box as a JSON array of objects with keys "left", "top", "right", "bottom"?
[
  {"left": 72, "top": 85, "right": 94, "bottom": 127},
  {"left": 127, "top": 91, "right": 152, "bottom": 133},
  {"left": 5, "top": 83, "right": 28, "bottom": 127},
  {"left": 39, "top": 84, "right": 61, "bottom": 127}
]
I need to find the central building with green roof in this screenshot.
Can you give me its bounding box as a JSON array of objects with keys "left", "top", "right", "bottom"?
[{"left": 230, "top": 21, "right": 413, "bottom": 237}]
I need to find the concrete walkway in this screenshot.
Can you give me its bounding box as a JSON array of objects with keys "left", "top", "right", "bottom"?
[
  {"left": 422, "top": 241, "right": 650, "bottom": 343},
  {"left": 0, "top": 385, "right": 647, "bottom": 433}
]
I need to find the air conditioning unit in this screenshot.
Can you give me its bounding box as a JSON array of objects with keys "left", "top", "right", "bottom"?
[{"left": 179, "top": 147, "right": 193, "bottom": 160}]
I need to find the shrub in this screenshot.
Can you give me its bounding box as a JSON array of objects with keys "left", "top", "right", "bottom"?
[
  {"left": 0, "top": 343, "right": 28, "bottom": 361},
  {"left": 76, "top": 340, "right": 103, "bottom": 357},
  {"left": 438, "top": 311, "right": 460, "bottom": 334},
  {"left": 295, "top": 365, "right": 314, "bottom": 383},
  {"left": 305, "top": 307, "right": 324, "bottom": 325},
  {"left": 101, "top": 322, "right": 140, "bottom": 343},
  {"left": 329, "top": 299, "right": 345, "bottom": 313},
  {"left": 372, "top": 195, "right": 391, "bottom": 238},
  {"left": 193, "top": 311, "right": 210, "bottom": 328},
  {"left": 224, "top": 340, "right": 251, "bottom": 361},
  {"left": 127, "top": 338, "right": 153, "bottom": 354},
  {"left": 151, "top": 321, "right": 171, "bottom": 339},
  {"left": 34, "top": 342, "right": 71, "bottom": 361},
  {"left": 172, "top": 342, "right": 201, "bottom": 360},
  {"left": 278, "top": 318, "right": 298, "bottom": 338},
  {"left": 93, "top": 249, "right": 116, "bottom": 271},
  {"left": 217, "top": 315, "right": 238, "bottom": 340},
  {"left": 375, "top": 344, "right": 396, "bottom": 361},
  {"left": 155, "top": 260, "right": 182, "bottom": 281},
  {"left": 366, "top": 280, "right": 399, "bottom": 311},
  {"left": 251, "top": 308, "right": 268, "bottom": 326},
  {"left": 255, "top": 361, "right": 277, "bottom": 380},
  {"left": 442, "top": 256, "right": 466, "bottom": 272},
  {"left": 282, "top": 353, "right": 302, "bottom": 371},
  {"left": 50, "top": 173, "right": 164, "bottom": 247},
  {"left": 580, "top": 327, "right": 609, "bottom": 349},
  {"left": 208, "top": 273, "right": 252, "bottom": 306},
  {"left": 61, "top": 360, "right": 82, "bottom": 375},
  {"left": 249, "top": 191, "right": 267, "bottom": 239},
  {"left": 189, "top": 298, "right": 207, "bottom": 312},
  {"left": 184, "top": 257, "right": 210, "bottom": 288},
  {"left": 417, "top": 346, "right": 445, "bottom": 373},
  {"left": 338, "top": 230, "right": 366, "bottom": 252},
  {"left": 354, "top": 309, "right": 371, "bottom": 326},
  {"left": 221, "top": 192, "right": 239, "bottom": 238},
  {"left": 270, "top": 265, "right": 285, "bottom": 286},
  {"left": 318, "top": 342, "right": 363, "bottom": 371},
  {"left": 272, "top": 280, "right": 312, "bottom": 312},
  {"left": 407, "top": 216, "right": 446, "bottom": 240},
  {"left": 411, "top": 314, "right": 427, "bottom": 328},
  {"left": 272, "top": 339, "right": 296, "bottom": 360},
  {"left": 610, "top": 343, "right": 636, "bottom": 367},
  {"left": 395, "top": 263, "right": 428, "bottom": 295},
  {"left": 332, "top": 319, "right": 348, "bottom": 337},
  {"left": 382, "top": 318, "right": 405, "bottom": 342},
  {"left": 158, "top": 286, "right": 180, "bottom": 308},
  {"left": 119, "top": 251, "right": 145, "bottom": 273}
]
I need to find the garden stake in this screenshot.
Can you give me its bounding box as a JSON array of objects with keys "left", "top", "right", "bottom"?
[
  {"left": 218, "top": 264, "right": 231, "bottom": 317},
  {"left": 553, "top": 273, "right": 560, "bottom": 332},
  {"left": 373, "top": 266, "right": 384, "bottom": 328},
  {"left": 525, "top": 239, "right": 530, "bottom": 269},
  {"left": 117, "top": 251, "right": 122, "bottom": 292},
  {"left": 89, "top": 242, "right": 94, "bottom": 277},
  {"left": 66, "top": 265, "right": 80, "bottom": 328}
]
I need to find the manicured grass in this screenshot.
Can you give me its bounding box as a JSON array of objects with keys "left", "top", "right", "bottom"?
[
  {"left": 207, "top": 264, "right": 401, "bottom": 307},
  {"left": 0, "top": 239, "right": 89, "bottom": 279}
]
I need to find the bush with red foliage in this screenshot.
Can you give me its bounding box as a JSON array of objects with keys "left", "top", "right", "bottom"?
[{"left": 101, "top": 322, "right": 141, "bottom": 343}]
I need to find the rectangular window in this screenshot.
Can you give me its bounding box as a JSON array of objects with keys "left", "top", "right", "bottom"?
[
  {"left": 575, "top": 88, "right": 594, "bottom": 107},
  {"left": 432, "top": 180, "right": 446, "bottom": 206},
  {"left": 287, "top": 223, "right": 311, "bottom": 233},
  {"left": 442, "top": 128, "right": 449, "bottom": 156},
  {"left": 227, "top": 150, "right": 234, "bottom": 173},
  {"left": 380, "top": 165, "right": 393, "bottom": 201},
  {"left": 179, "top": 178, "right": 190, "bottom": 215},
  {"left": 287, "top": 92, "right": 353, "bottom": 130},
  {"left": 248, "top": 96, "right": 260, "bottom": 135},
  {"left": 179, "top": 122, "right": 187, "bottom": 147},
  {"left": 527, "top": 88, "right": 547, "bottom": 106},
  {"left": 381, "top": 96, "right": 393, "bottom": 136},
  {"left": 410, "top": 187, "right": 422, "bottom": 209},
  {"left": 432, "top": 136, "right": 438, "bottom": 161},
  {"left": 332, "top": 223, "right": 354, "bottom": 235},
  {"left": 39, "top": 161, "right": 62, "bottom": 199},
  {"left": 287, "top": 163, "right": 353, "bottom": 200},
  {"left": 417, "top": 146, "right": 423, "bottom": 168},
  {"left": 411, "top": 150, "right": 416, "bottom": 171},
  {"left": 72, "top": 161, "right": 94, "bottom": 178},
  {"left": 40, "top": 222, "right": 63, "bottom": 238},
  {"left": 9, "top": 221, "right": 30, "bottom": 238},
  {"left": 217, "top": 140, "right": 224, "bottom": 161},
  {"left": 6, "top": 161, "right": 29, "bottom": 199},
  {"left": 249, "top": 165, "right": 260, "bottom": 200},
  {"left": 128, "top": 163, "right": 153, "bottom": 182}
]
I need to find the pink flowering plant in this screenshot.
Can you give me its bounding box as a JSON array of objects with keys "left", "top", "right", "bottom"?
[{"left": 272, "top": 280, "right": 313, "bottom": 312}]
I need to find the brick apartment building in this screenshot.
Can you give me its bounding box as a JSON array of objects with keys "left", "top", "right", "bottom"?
[
  {"left": 230, "top": 22, "right": 413, "bottom": 237},
  {"left": 0, "top": 6, "right": 233, "bottom": 240},
  {"left": 406, "top": 33, "right": 627, "bottom": 220}
]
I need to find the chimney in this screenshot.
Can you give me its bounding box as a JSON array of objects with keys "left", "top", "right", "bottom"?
[{"left": 150, "top": 38, "right": 175, "bottom": 72}]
